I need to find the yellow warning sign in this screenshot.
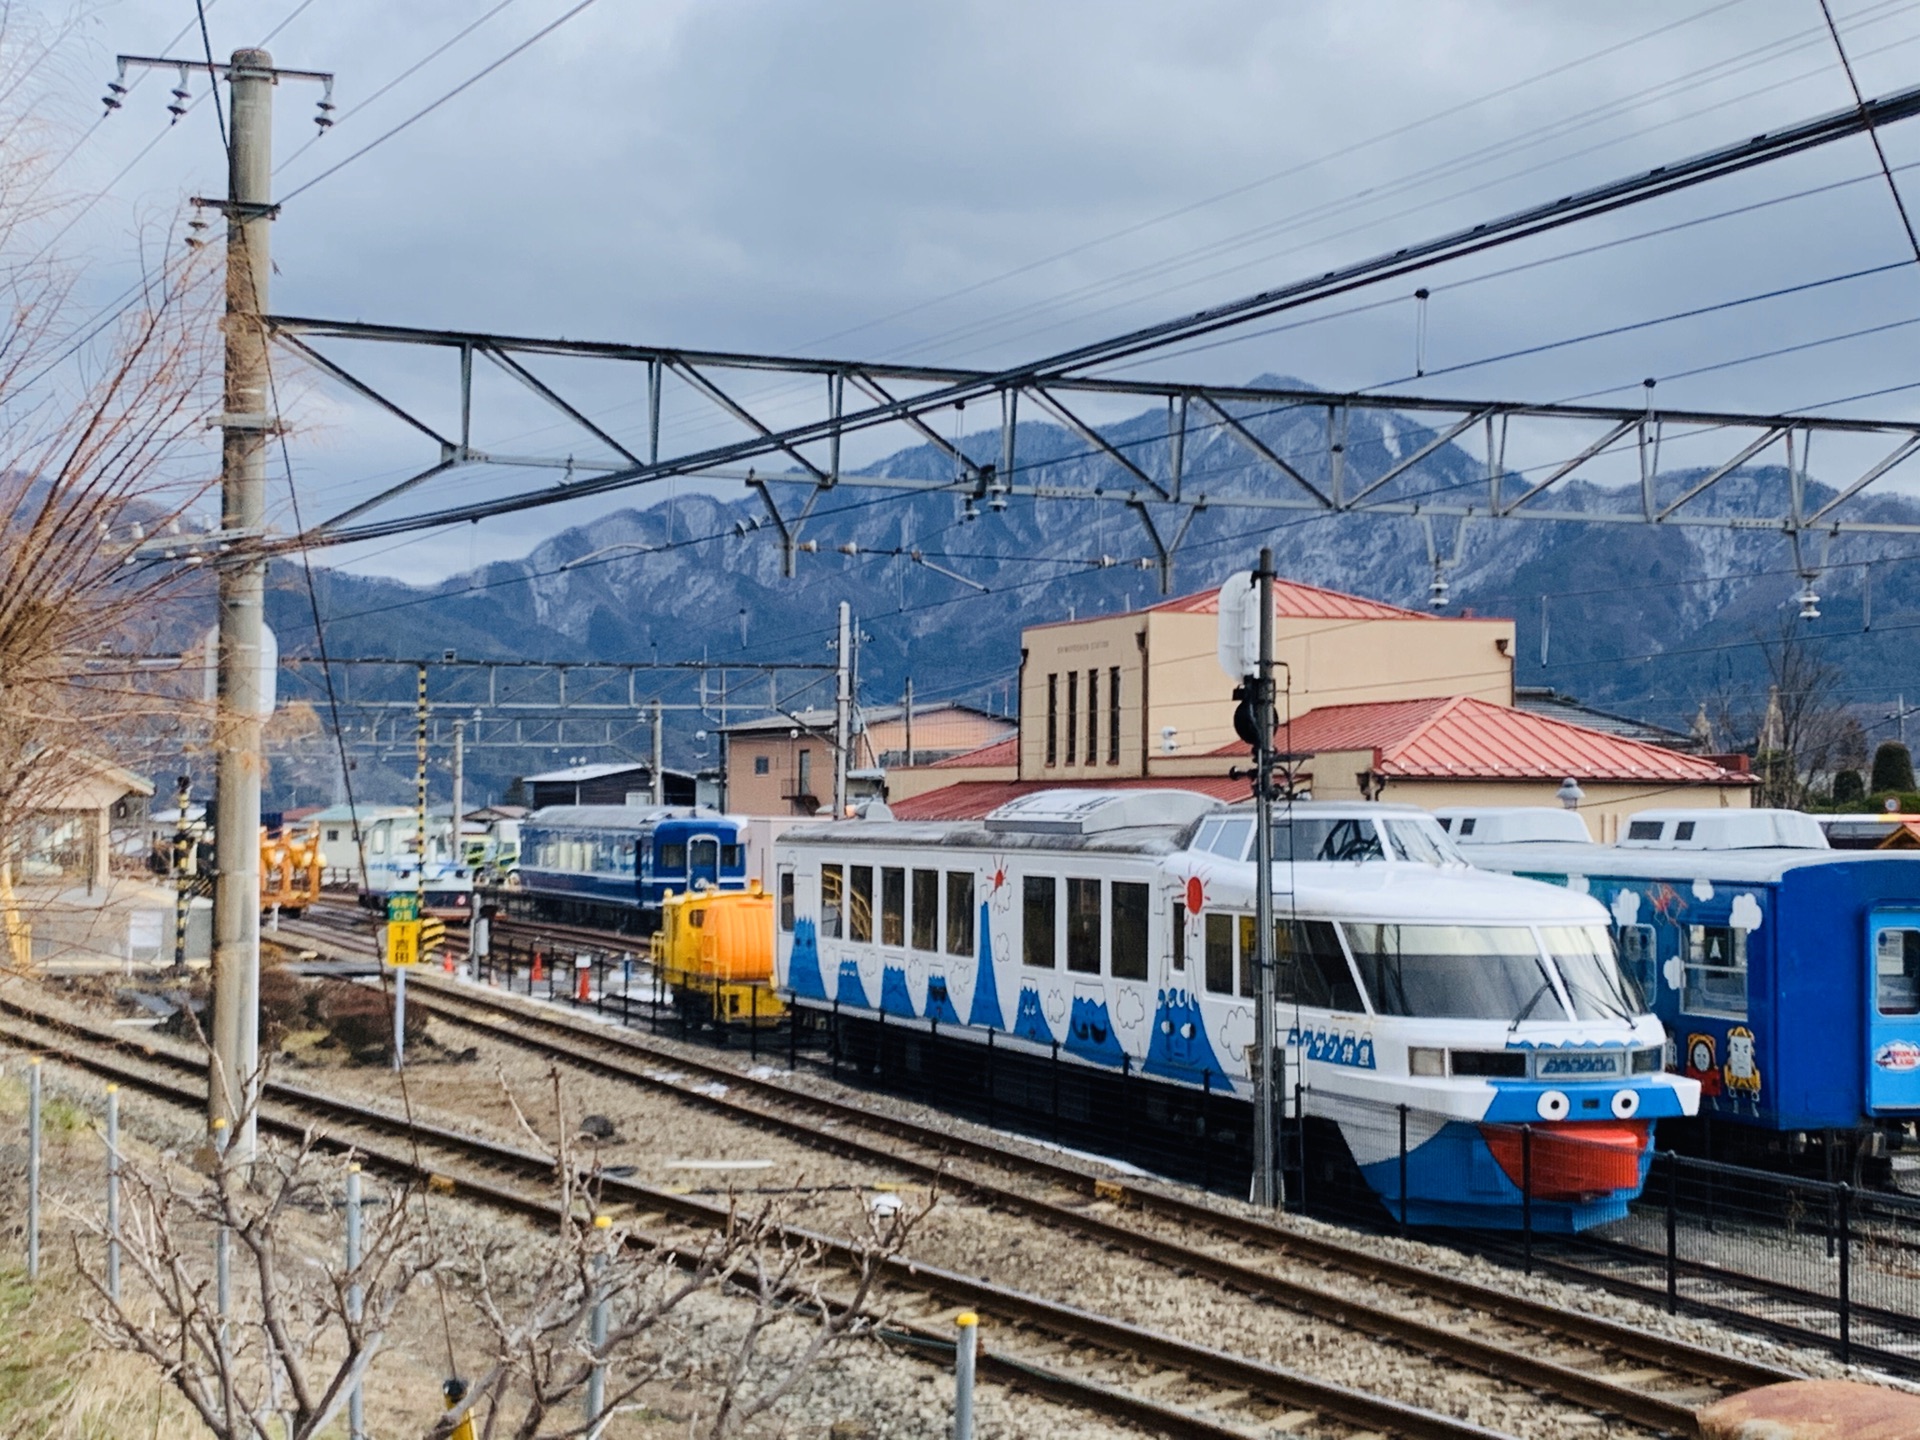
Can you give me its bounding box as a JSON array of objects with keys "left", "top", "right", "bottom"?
[{"left": 386, "top": 919, "right": 421, "bottom": 967}]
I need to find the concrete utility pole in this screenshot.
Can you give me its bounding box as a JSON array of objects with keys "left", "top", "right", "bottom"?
[
  {"left": 833, "top": 602, "right": 852, "bottom": 818},
  {"left": 1250, "top": 548, "right": 1281, "bottom": 1208},
  {"left": 210, "top": 49, "right": 275, "bottom": 1153},
  {"left": 651, "top": 699, "right": 665, "bottom": 804}
]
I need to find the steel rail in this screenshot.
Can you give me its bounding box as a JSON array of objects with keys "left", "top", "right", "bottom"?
[
  {"left": 408, "top": 980, "right": 1735, "bottom": 1434},
  {"left": 0, "top": 992, "right": 1514, "bottom": 1440},
  {"left": 400, "top": 966, "right": 1799, "bottom": 1389}
]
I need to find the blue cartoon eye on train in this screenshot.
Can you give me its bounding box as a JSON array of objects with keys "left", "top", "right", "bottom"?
[
  {"left": 1442, "top": 805, "right": 1920, "bottom": 1168},
  {"left": 773, "top": 790, "right": 1699, "bottom": 1230}
]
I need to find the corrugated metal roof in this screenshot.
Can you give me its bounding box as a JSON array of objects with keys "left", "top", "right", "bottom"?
[
  {"left": 923, "top": 735, "right": 1019, "bottom": 769},
  {"left": 1213, "top": 696, "right": 1749, "bottom": 784},
  {"left": 891, "top": 775, "right": 1252, "bottom": 822},
  {"left": 1145, "top": 579, "right": 1433, "bottom": 622}
]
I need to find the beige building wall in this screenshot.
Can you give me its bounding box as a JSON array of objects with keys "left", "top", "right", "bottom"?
[
  {"left": 1018, "top": 605, "right": 1515, "bottom": 781},
  {"left": 727, "top": 731, "right": 853, "bottom": 817},
  {"left": 866, "top": 708, "right": 1010, "bottom": 764}
]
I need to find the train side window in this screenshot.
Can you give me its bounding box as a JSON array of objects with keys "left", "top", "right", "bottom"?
[
  {"left": 911, "top": 869, "right": 939, "bottom": 952},
  {"left": 1877, "top": 928, "right": 1920, "bottom": 1015},
  {"left": 1111, "top": 881, "right": 1149, "bottom": 980},
  {"left": 1237, "top": 914, "right": 1257, "bottom": 997},
  {"left": 946, "top": 871, "right": 975, "bottom": 957},
  {"left": 1023, "top": 876, "right": 1057, "bottom": 968},
  {"left": 1171, "top": 905, "right": 1185, "bottom": 971},
  {"left": 721, "top": 844, "right": 742, "bottom": 869},
  {"left": 778, "top": 867, "right": 795, "bottom": 933},
  {"left": 1066, "top": 877, "right": 1101, "bottom": 974},
  {"left": 1278, "top": 920, "right": 1364, "bottom": 1010},
  {"left": 850, "top": 866, "right": 874, "bottom": 943},
  {"left": 659, "top": 842, "right": 687, "bottom": 872},
  {"left": 881, "top": 867, "right": 906, "bottom": 947},
  {"left": 1205, "top": 914, "right": 1234, "bottom": 994},
  {"left": 820, "top": 864, "right": 844, "bottom": 940},
  {"left": 1617, "top": 924, "right": 1657, "bottom": 998},
  {"left": 1684, "top": 924, "right": 1748, "bottom": 1018}
]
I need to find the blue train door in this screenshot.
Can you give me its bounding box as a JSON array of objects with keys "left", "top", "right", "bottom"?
[
  {"left": 688, "top": 835, "right": 720, "bottom": 890},
  {"left": 1866, "top": 909, "right": 1920, "bottom": 1112}
]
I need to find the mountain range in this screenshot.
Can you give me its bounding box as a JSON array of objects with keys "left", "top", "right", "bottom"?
[{"left": 263, "top": 379, "right": 1920, "bottom": 804}]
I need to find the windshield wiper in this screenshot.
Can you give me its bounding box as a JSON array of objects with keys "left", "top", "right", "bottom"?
[
  {"left": 1508, "top": 978, "right": 1558, "bottom": 1032},
  {"left": 1562, "top": 978, "right": 1631, "bottom": 1023}
]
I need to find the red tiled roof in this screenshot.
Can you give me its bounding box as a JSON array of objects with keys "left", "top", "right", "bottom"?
[
  {"left": 890, "top": 775, "right": 1252, "bottom": 822},
  {"left": 923, "top": 735, "right": 1019, "bottom": 769},
  {"left": 1211, "top": 695, "right": 1750, "bottom": 785},
  {"left": 1144, "top": 579, "right": 1434, "bottom": 622}
]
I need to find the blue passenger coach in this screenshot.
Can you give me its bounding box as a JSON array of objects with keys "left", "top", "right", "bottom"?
[
  {"left": 1441, "top": 807, "right": 1920, "bottom": 1157},
  {"left": 514, "top": 805, "right": 749, "bottom": 930}
]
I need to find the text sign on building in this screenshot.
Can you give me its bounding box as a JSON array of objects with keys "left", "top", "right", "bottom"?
[{"left": 1216, "top": 570, "right": 1259, "bottom": 679}]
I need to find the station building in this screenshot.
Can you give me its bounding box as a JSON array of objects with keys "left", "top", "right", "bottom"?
[{"left": 886, "top": 578, "right": 1751, "bottom": 838}]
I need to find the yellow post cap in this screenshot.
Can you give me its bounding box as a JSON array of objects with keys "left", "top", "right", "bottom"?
[
  {"left": 26, "top": 1056, "right": 40, "bottom": 1066},
  {"left": 593, "top": 1214, "right": 612, "bottom": 1229},
  {"left": 211, "top": 1117, "right": 227, "bottom": 1130},
  {"left": 956, "top": 1311, "right": 979, "bottom": 1328},
  {"left": 347, "top": 1162, "right": 361, "bottom": 1173},
  {"left": 105, "top": 1083, "right": 118, "bottom": 1093}
]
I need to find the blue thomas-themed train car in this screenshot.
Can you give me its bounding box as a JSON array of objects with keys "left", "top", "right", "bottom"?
[
  {"left": 514, "top": 805, "right": 749, "bottom": 931},
  {"left": 1440, "top": 806, "right": 1920, "bottom": 1165},
  {"left": 773, "top": 790, "right": 1696, "bottom": 1230}
]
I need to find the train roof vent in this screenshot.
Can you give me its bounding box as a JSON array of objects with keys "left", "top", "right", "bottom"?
[
  {"left": 983, "top": 788, "right": 1224, "bottom": 836},
  {"left": 1434, "top": 807, "right": 1592, "bottom": 845},
  {"left": 1614, "top": 808, "right": 1828, "bottom": 850}
]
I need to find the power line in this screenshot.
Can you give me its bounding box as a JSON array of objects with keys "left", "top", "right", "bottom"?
[
  {"left": 273, "top": 0, "right": 524, "bottom": 177},
  {"left": 1818, "top": 0, "right": 1920, "bottom": 266},
  {"left": 274, "top": 0, "right": 603, "bottom": 206},
  {"left": 193, "top": 0, "right": 230, "bottom": 157}
]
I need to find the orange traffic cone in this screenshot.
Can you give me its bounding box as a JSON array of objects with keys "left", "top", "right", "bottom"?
[
  {"left": 531, "top": 947, "right": 544, "bottom": 984},
  {"left": 575, "top": 957, "right": 591, "bottom": 1002}
]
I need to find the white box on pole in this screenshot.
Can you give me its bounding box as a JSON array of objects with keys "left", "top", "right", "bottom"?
[{"left": 1216, "top": 570, "right": 1260, "bottom": 679}]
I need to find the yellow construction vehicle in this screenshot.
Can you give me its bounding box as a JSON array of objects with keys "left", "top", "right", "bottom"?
[
  {"left": 650, "top": 881, "right": 783, "bottom": 1028},
  {"left": 261, "top": 826, "right": 323, "bottom": 917}
]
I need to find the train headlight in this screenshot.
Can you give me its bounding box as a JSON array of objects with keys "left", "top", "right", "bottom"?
[
  {"left": 1408, "top": 1046, "right": 1446, "bottom": 1077},
  {"left": 1536, "top": 1089, "right": 1570, "bottom": 1121},
  {"left": 1611, "top": 1090, "right": 1640, "bottom": 1119}
]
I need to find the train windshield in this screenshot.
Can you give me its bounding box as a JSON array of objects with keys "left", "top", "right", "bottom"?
[
  {"left": 1542, "top": 924, "right": 1648, "bottom": 1020},
  {"left": 1270, "top": 817, "right": 1384, "bottom": 863},
  {"left": 1342, "top": 923, "right": 1555, "bottom": 1019},
  {"left": 1381, "top": 819, "right": 1463, "bottom": 866}
]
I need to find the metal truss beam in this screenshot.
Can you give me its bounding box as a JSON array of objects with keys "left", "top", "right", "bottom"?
[{"left": 265, "top": 73, "right": 1920, "bottom": 551}]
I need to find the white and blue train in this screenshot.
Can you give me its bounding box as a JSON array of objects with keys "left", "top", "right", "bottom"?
[
  {"left": 773, "top": 790, "right": 1697, "bottom": 1230},
  {"left": 511, "top": 805, "right": 751, "bottom": 932},
  {"left": 1440, "top": 806, "right": 1920, "bottom": 1165}
]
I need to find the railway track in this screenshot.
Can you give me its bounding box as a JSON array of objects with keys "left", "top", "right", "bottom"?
[
  {"left": 396, "top": 970, "right": 1800, "bottom": 1435},
  {"left": 0, "top": 981, "right": 1548, "bottom": 1440}
]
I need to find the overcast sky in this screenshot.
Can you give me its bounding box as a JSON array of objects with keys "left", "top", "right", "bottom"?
[{"left": 35, "top": 0, "right": 1920, "bottom": 577}]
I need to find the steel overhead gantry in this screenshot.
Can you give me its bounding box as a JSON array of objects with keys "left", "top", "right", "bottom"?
[
  {"left": 267, "top": 317, "right": 1920, "bottom": 590},
  {"left": 263, "top": 72, "right": 1920, "bottom": 593},
  {"left": 274, "top": 654, "right": 836, "bottom": 752}
]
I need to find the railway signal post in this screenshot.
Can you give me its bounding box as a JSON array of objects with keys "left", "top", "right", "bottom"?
[{"left": 1220, "top": 549, "right": 1283, "bottom": 1207}]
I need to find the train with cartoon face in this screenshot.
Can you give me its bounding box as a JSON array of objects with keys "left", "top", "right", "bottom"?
[
  {"left": 771, "top": 789, "right": 1697, "bottom": 1230},
  {"left": 1438, "top": 806, "right": 1920, "bottom": 1174}
]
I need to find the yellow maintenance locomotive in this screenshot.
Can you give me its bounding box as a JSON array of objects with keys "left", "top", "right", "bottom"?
[{"left": 650, "top": 881, "right": 785, "bottom": 1028}]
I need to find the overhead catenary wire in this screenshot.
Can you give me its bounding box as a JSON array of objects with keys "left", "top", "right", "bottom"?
[
  {"left": 272, "top": 0, "right": 525, "bottom": 177},
  {"left": 273, "top": 0, "right": 603, "bottom": 206},
  {"left": 1818, "top": 0, "right": 1920, "bottom": 266}
]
